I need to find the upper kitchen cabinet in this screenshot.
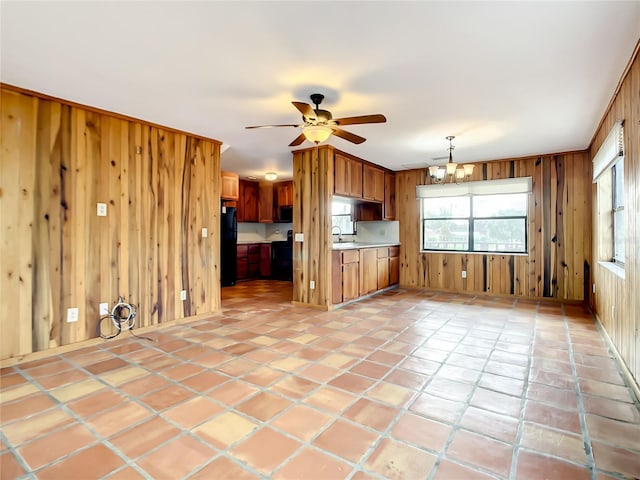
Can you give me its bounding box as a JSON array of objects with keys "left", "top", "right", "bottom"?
[
  {"left": 334, "top": 152, "right": 363, "bottom": 198},
  {"left": 277, "top": 181, "right": 294, "bottom": 207},
  {"left": 363, "top": 164, "right": 385, "bottom": 202},
  {"left": 258, "top": 181, "right": 274, "bottom": 223},
  {"left": 384, "top": 172, "right": 396, "bottom": 220},
  {"left": 221, "top": 171, "right": 239, "bottom": 200},
  {"left": 238, "top": 180, "right": 259, "bottom": 222}
]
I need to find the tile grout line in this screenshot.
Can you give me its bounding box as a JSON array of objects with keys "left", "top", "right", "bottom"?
[
  {"left": 562, "top": 304, "right": 597, "bottom": 480},
  {"left": 507, "top": 298, "right": 538, "bottom": 480}
]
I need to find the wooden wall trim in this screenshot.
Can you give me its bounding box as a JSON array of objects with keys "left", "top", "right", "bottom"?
[{"left": 0, "top": 83, "right": 223, "bottom": 146}]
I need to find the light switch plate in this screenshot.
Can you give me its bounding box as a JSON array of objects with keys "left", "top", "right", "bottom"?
[
  {"left": 202, "top": 227, "right": 208, "bottom": 238},
  {"left": 180, "top": 290, "right": 187, "bottom": 301},
  {"left": 294, "top": 233, "right": 304, "bottom": 242},
  {"left": 99, "top": 302, "right": 109, "bottom": 315},
  {"left": 97, "top": 203, "right": 107, "bottom": 217}
]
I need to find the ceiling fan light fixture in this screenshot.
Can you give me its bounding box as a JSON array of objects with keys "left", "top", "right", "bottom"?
[
  {"left": 303, "top": 125, "right": 332, "bottom": 144},
  {"left": 264, "top": 172, "right": 278, "bottom": 181}
]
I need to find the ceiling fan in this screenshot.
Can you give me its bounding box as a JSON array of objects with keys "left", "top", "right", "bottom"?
[{"left": 245, "top": 93, "right": 387, "bottom": 147}]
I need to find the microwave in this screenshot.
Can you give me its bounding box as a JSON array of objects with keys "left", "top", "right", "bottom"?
[{"left": 278, "top": 206, "right": 293, "bottom": 223}]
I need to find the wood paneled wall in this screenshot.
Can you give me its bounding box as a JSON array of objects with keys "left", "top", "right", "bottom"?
[
  {"left": 0, "top": 87, "right": 222, "bottom": 360},
  {"left": 590, "top": 43, "right": 639, "bottom": 388},
  {"left": 396, "top": 151, "right": 592, "bottom": 301},
  {"left": 292, "top": 145, "right": 334, "bottom": 308}
]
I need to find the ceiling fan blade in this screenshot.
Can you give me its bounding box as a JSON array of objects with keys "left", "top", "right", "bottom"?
[
  {"left": 331, "top": 127, "right": 366, "bottom": 144},
  {"left": 292, "top": 101, "right": 317, "bottom": 121},
  {"left": 333, "top": 114, "right": 387, "bottom": 126},
  {"left": 245, "top": 124, "right": 301, "bottom": 129},
  {"left": 288, "top": 133, "right": 307, "bottom": 147}
]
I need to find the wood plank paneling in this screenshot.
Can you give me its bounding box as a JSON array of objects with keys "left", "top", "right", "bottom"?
[
  {"left": 292, "top": 146, "right": 334, "bottom": 308},
  {"left": 397, "top": 150, "right": 591, "bottom": 302},
  {"left": 590, "top": 43, "right": 639, "bottom": 391},
  {"left": 0, "top": 86, "right": 222, "bottom": 360}
]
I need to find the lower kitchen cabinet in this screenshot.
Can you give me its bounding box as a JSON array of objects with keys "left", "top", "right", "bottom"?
[
  {"left": 332, "top": 245, "right": 399, "bottom": 305},
  {"left": 260, "top": 244, "right": 271, "bottom": 277},
  {"left": 237, "top": 243, "right": 266, "bottom": 281},
  {"left": 359, "top": 248, "right": 378, "bottom": 296},
  {"left": 389, "top": 246, "right": 399, "bottom": 285},
  {"left": 377, "top": 248, "right": 390, "bottom": 290},
  {"left": 332, "top": 250, "right": 360, "bottom": 304}
]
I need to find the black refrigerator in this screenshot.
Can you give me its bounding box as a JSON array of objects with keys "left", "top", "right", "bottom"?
[{"left": 221, "top": 206, "right": 237, "bottom": 286}]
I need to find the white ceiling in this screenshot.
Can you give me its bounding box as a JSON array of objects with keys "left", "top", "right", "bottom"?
[{"left": 2, "top": 2, "right": 639, "bottom": 180}]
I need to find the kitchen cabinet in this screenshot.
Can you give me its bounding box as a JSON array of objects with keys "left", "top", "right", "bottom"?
[
  {"left": 221, "top": 171, "right": 239, "bottom": 200},
  {"left": 277, "top": 181, "right": 294, "bottom": 207},
  {"left": 334, "top": 153, "right": 363, "bottom": 198},
  {"left": 359, "top": 248, "right": 378, "bottom": 296},
  {"left": 384, "top": 172, "right": 396, "bottom": 220},
  {"left": 258, "top": 181, "right": 274, "bottom": 223},
  {"left": 389, "top": 246, "right": 400, "bottom": 286},
  {"left": 332, "top": 244, "right": 399, "bottom": 305},
  {"left": 332, "top": 250, "right": 360, "bottom": 304},
  {"left": 238, "top": 180, "right": 258, "bottom": 223},
  {"left": 377, "top": 248, "right": 390, "bottom": 290},
  {"left": 260, "top": 244, "right": 271, "bottom": 277},
  {"left": 237, "top": 243, "right": 263, "bottom": 281},
  {"left": 237, "top": 245, "right": 249, "bottom": 280},
  {"left": 363, "top": 164, "right": 385, "bottom": 202}
]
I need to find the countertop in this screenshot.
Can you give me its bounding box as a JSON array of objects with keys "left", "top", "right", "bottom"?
[
  {"left": 332, "top": 242, "right": 400, "bottom": 250},
  {"left": 237, "top": 240, "right": 275, "bottom": 245}
]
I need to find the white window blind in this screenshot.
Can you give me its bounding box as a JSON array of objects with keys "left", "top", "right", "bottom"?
[
  {"left": 416, "top": 177, "right": 532, "bottom": 199},
  {"left": 593, "top": 120, "right": 624, "bottom": 182}
]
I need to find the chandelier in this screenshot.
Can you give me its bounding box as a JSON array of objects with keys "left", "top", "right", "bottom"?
[{"left": 428, "top": 136, "right": 475, "bottom": 184}]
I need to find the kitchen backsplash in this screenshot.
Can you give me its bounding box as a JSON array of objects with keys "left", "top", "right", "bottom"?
[
  {"left": 237, "top": 222, "right": 292, "bottom": 242},
  {"left": 355, "top": 221, "right": 400, "bottom": 243}
]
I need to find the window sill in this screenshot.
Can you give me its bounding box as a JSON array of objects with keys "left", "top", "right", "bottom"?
[
  {"left": 598, "top": 261, "right": 625, "bottom": 280},
  {"left": 421, "top": 250, "right": 528, "bottom": 256}
]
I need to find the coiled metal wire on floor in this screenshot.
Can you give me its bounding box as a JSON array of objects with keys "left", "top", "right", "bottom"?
[{"left": 97, "top": 296, "right": 154, "bottom": 342}]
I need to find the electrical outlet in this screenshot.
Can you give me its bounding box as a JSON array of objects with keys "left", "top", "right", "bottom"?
[
  {"left": 99, "top": 302, "right": 109, "bottom": 315},
  {"left": 593, "top": 283, "right": 596, "bottom": 293},
  {"left": 294, "top": 233, "right": 304, "bottom": 242},
  {"left": 96, "top": 203, "right": 107, "bottom": 217},
  {"left": 310, "top": 280, "right": 315, "bottom": 290},
  {"left": 180, "top": 290, "right": 187, "bottom": 301},
  {"left": 461, "top": 271, "right": 467, "bottom": 279},
  {"left": 66, "top": 307, "right": 79, "bottom": 323},
  {"left": 201, "top": 227, "right": 208, "bottom": 238}
]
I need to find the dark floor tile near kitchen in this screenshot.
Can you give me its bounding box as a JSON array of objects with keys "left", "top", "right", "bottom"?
[{"left": 1, "top": 280, "right": 640, "bottom": 479}]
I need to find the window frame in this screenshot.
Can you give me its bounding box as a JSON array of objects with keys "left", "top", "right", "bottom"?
[
  {"left": 612, "top": 158, "right": 624, "bottom": 265},
  {"left": 421, "top": 192, "right": 529, "bottom": 254},
  {"left": 332, "top": 199, "right": 356, "bottom": 235}
]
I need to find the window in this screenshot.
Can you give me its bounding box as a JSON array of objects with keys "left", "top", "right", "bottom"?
[
  {"left": 593, "top": 120, "right": 624, "bottom": 267},
  {"left": 417, "top": 177, "right": 531, "bottom": 254},
  {"left": 612, "top": 158, "right": 624, "bottom": 264},
  {"left": 332, "top": 199, "right": 355, "bottom": 235},
  {"left": 422, "top": 193, "right": 528, "bottom": 253}
]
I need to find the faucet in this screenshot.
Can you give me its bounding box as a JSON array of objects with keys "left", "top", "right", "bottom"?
[{"left": 331, "top": 225, "right": 343, "bottom": 243}]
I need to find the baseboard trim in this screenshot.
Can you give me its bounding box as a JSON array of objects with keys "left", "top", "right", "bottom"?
[
  {"left": 0, "top": 310, "right": 222, "bottom": 368},
  {"left": 591, "top": 310, "right": 640, "bottom": 404}
]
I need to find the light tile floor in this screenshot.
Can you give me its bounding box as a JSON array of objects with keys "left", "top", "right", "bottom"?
[{"left": 1, "top": 281, "right": 640, "bottom": 479}]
